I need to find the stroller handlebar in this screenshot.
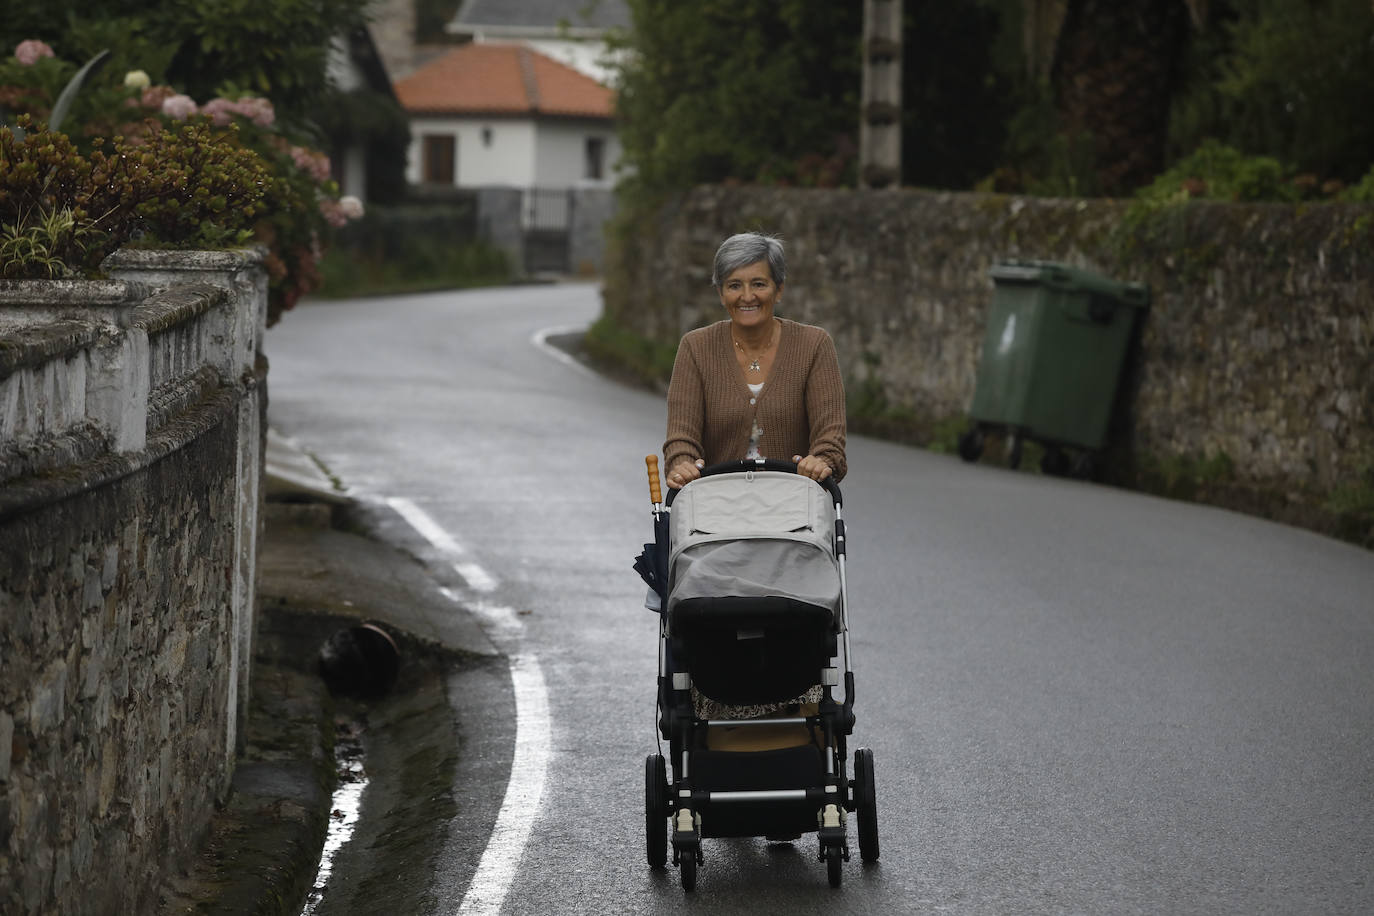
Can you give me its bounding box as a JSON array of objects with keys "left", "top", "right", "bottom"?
[{"left": 664, "top": 458, "right": 842, "bottom": 507}]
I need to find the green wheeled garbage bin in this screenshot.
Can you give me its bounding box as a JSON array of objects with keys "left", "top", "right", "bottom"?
[{"left": 957, "top": 259, "right": 1149, "bottom": 477}]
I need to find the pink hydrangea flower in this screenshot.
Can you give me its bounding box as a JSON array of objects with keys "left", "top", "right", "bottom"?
[
  {"left": 161, "top": 94, "right": 198, "bottom": 120},
  {"left": 238, "top": 96, "right": 275, "bottom": 127},
  {"left": 201, "top": 97, "right": 236, "bottom": 126},
  {"left": 14, "top": 40, "right": 55, "bottom": 66},
  {"left": 318, "top": 198, "right": 348, "bottom": 228},
  {"left": 141, "top": 85, "right": 176, "bottom": 109},
  {"left": 290, "top": 145, "right": 332, "bottom": 184},
  {"left": 200, "top": 95, "right": 276, "bottom": 128}
]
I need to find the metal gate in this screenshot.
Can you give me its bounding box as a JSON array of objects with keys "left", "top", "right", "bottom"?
[{"left": 522, "top": 188, "right": 574, "bottom": 274}]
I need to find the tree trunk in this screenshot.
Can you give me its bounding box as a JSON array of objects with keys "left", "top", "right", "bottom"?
[{"left": 1050, "top": 0, "right": 1189, "bottom": 195}]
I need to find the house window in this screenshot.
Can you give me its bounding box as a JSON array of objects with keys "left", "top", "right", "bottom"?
[
  {"left": 585, "top": 137, "right": 605, "bottom": 180},
  {"left": 422, "top": 134, "right": 455, "bottom": 185},
  {"left": 482, "top": 126, "right": 493, "bottom": 147}
]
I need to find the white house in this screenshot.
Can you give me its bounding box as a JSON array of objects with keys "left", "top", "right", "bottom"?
[
  {"left": 394, "top": 41, "right": 621, "bottom": 192},
  {"left": 394, "top": 41, "right": 623, "bottom": 273}
]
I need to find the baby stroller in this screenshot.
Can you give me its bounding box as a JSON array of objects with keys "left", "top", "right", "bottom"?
[{"left": 635, "top": 457, "right": 880, "bottom": 891}]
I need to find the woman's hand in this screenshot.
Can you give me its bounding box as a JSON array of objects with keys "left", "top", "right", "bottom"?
[
  {"left": 666, "top": 459, "right": 704, "bottom": 489},
  {"left": 793, "top": 454, "right": 833, "bottom": 483}
]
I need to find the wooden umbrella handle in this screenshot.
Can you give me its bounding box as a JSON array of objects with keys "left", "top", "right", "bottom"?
[{"left": 645, "top": 455, "right": 662, "bottom": 504}]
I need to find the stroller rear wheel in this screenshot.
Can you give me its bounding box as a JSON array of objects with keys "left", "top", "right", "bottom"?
[
  {"left": 854, "top": 748, "right": 880, "bottom": 863},
  {"left": 645, "top": 755, "right": 668, "bottom": 869}
]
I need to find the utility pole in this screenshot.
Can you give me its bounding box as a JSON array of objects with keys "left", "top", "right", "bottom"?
[{"left": 859, "top": 0, "right": 902, "bottom": 189}]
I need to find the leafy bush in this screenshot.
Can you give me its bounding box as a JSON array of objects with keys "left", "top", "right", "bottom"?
[
  {"left": 1342, "top": 166, "right": 1374, "bottom": 204},
  {"left": 1134, "top": 139, "right": 1299, "bottom": 204},
  {"left": 0, "top": 117, "right": 269, "bottom": 279},
  {"left": 1, "top": 0, "right": 372, "bottom": 126},
  {"left": 1, "top": 37, "right": 363, "bottom": 321}
]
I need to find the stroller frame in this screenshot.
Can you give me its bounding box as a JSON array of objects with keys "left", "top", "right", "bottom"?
[{"left": 642, "top": 459, "right": 879, "bottom": 891}]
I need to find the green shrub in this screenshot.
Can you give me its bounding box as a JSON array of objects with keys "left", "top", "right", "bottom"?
[
  {"left": 1135, "top": 139, "right": 1298, "bottom": 204},
  {"left": 0, "top": 117, "right": 268, "bottom": 279},
  {"left": 1, "top": 36, "right": 364, "bottom": 323},
  {"left": 1342, "top": 165, "right": 1374, "bottom": 203}
]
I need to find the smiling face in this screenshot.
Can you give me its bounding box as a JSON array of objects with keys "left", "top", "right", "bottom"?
[{"left": 718, "top": 260, "right": 783, "bottom": 331}]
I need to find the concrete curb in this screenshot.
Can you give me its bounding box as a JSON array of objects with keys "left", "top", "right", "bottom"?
[{"left": 158, "top": 430, "right": 497, "bottom": 913}]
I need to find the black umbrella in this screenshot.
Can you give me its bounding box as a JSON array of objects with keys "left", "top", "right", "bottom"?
[{"left": 633, "top": 511, "right": 670, "bottom": 608}]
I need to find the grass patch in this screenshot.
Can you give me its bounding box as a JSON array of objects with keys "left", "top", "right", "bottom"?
[
  {"left": 317, "top": 240, "right": 511, "bottom": 298},
  {"left": 581, "top": 316, "right": 678, "bottom": 390}
]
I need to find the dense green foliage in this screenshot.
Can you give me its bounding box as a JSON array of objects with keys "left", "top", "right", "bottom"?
[
  {"left": 1171, "top": 0, "right": 1374, "bottom": 185},
  {"left": 0, "top": 118, "right": 269, "bottom": 279},
  {"left": 610, "top": 0, "right": 864, "bottom": 194},
  {"left": 1135, "top": 139, "right": 1299, "bottom": 204},
  {"left": 0, "top": 0, "right": 372, "bottom": 124},
  {"left": 0, "top": 2, "right": 406, "bottom": 321},
  {"left": 612, "top": 0, "right": 1374, "bottom": 202}
]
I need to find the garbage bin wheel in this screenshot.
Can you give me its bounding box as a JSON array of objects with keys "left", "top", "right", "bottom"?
[
  {"left": 1006, "top": 433, "right": 1024, "bottom": 470},
  {"left": 1040, "top": 447, "right": 1071, "bottom": 477},
  {"left": 957, "top": 427, "right": 984, "bottom": 463}
]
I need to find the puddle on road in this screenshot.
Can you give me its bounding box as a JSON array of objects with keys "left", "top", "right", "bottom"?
[{"left": 301, "top": 719, "right": 368, "bottom": 915}]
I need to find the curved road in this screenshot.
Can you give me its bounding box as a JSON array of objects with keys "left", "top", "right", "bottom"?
[{"left": 266, "top": 284, "right": 1374, "bottom": 915}]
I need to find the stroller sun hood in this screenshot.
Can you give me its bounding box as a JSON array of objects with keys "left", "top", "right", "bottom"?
[{"left": 666, "top": 471, "right": 840, "bottom": 623}]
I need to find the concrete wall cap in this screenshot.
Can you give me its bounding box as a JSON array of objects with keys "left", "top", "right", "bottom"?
[
  {"left": 102, "top": 246, "right": 268, "bottom": 272},
  {"left": 0, "top": 278, "right": 153, "bottom": 307}
]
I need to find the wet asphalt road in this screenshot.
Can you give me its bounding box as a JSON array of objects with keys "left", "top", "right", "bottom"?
[{"left": 266, "top": 284, "right": 1374, "bottom": 915}]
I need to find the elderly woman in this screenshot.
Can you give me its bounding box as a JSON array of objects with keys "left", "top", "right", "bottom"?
[
  {"left": 663, "top": 232, "right": 846, "bottom": 490},
  {"left": 661, "top": 232, "right": 847, "bottom": 727}
]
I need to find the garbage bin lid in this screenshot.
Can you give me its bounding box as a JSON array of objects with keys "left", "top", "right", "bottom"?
[{"left": 990, "top": 259, "right": 1149, "bottom": 308}]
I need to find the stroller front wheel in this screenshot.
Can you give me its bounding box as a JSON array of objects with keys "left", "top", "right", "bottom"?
[
  {"left": 680, "top": 849, "right": 697, "bottom": 890},
  {"left": 825, "top": 844, "right": 843, "bottom": 887}
]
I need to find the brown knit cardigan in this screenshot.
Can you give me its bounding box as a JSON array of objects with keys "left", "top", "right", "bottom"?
[{"left": 664, "top": 318, "right": 847, "bottom": 481}]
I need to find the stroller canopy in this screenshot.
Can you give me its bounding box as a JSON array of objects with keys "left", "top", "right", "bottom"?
[{"left": 667, "top": 471, "right": 840, "bottom": 619}]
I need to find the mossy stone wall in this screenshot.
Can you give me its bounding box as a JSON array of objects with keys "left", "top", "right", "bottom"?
[{"left": 602, "top": 186, "right": 1373, "bottom": 510}]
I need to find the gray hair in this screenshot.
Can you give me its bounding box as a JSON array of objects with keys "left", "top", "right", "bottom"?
[{"left": 711, "top": 232, "right": 786, "bottom": 288}]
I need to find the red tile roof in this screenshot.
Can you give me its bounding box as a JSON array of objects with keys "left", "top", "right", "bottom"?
[{"left": 395, "top": 43, "right": 614, "bottom": 119}]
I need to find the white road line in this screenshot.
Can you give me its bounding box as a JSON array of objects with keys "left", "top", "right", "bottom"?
[
  {"left": 387, "top": 497, "right": 499, "bottom": 593},
  {"left": 532, "top": 324, "right": 595, "bottom": 376},
  {"left": 457, "top": 653, "right": 551, "bottom": 915},
  {"left": 386, "top": 496, "right": 552, "bottom": 915}
]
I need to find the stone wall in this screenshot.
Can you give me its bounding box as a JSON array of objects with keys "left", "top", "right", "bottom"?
[
  {"left": 0, "top": 250, "right": 267, "bottom": 915},
  {"left": 602, "top": 186, "right": 1373, "bottom": 502},
  {"left": 569, "top": 188, "right": 617, "bottom": 277}
]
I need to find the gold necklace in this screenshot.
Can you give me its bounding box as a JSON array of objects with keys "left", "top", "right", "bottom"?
[{"left": 733, "top": 321, "right": 777, "bottom": 373}]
